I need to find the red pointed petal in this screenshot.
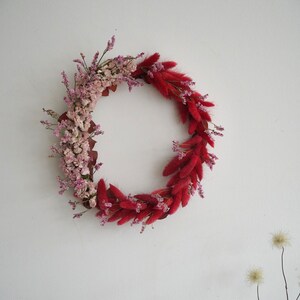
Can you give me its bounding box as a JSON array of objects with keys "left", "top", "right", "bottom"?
[
  {"left": 188, "top": 101, "right": 201, "bottom": 122},
  {"left": 109, "top": 184, "right": 127, "bottom": 201},
  {"left": 172, "top": 177, "right": 191, "bottom": 195},
  {"left": 188, "top": 119, "right": 198, "bottom": 134},
  {"left": 169, "top": 191, "right": 182, "bottom": 214},
  {"left": 181, "top": 187, "right": 190, "bottom": 207},
  {"left": 179, "top": 155, "right": 199, "bottom": 178},
  {"left": 117, "top": 211, "right": 136, "bottom": 225},
  {"left": 146, "top": 210, "right": 165, "bottom": 225}
]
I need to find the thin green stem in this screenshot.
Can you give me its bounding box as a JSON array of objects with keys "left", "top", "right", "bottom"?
[
  {"left": 281, "top": 247, "right": 289, "bottom": 300},
  {"left": 96, "top": 50, "right": 108, "bottom": 67},
  {"left": 256, "top": 284, "right": 260, "bottom": 300}
]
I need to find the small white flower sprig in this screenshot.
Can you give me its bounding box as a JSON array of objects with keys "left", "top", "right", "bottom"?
[
  {"left": 41, "top": 36, "right": 144, "bottom": 213},
  {"left": 247, "top": 231, "right": 300, "bottom": 300}
]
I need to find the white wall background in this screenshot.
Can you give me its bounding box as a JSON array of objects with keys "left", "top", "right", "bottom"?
[{"left": 0, "top": 0, "right": 299, "bottom": 299}]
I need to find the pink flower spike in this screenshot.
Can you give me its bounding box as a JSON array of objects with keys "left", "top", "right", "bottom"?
[
  {"left": 106, "top": 35, "right": 115, "bottom": 51},
  {"left": 197, "top": 181, "right": 205, "bottom": 198},
  {"left": 95, "top": 162, "right": 103, "bottom": 171},
  {"left": 40, "top": 120, "right": 52, "bottom": 128},
  {"left": 136, "top": 52, "right": 144, "bottom": 59},
  {"left": 172, "top": 140, "right": 180, "bottom": 152},
  {"left": 73, "top": 210, "right": 88, "bottom": 219},
  {"left": 73, "top": 212, "right": 83, "bottom": 219},
  {"left": 214, "top": 124, "right": 224, "bottom": 131},
  {"left": 68, "top": 200, "right": 77, "bottom": 210}
]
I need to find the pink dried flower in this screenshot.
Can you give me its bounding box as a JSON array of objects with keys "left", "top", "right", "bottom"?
[
  {"left": 147, "top": 70, "right": 154, "bottom": 78},
  {"left": 151, "top": 62, "right": 164, "bottom": 72},
  {"left": 152, "top": 193, "right": 164, "bottom": 202},
  {"left": 89, "top": 196, "right": 97, "bottom": 208},
  {"left": 136, "top": 203, "right": 142, "bottom": 213},
  {"left": 116, "top": 55, "right": 124, "bottom": 65},
  {"left": 40, "top": 120, "right": 54, "bottom": 129},
  {"left": 181, "top": 80, "right": 195, "bottom": 87},
  {"left": 94, "top": 162, "right": 103, "bottom": 171},
  {"left": 135, "top": 52, "right": 144, "bottom": 59},
  {"left": 196, "top": 102, "right": 208, "bottom": 112},
  {"left": 197, "top": 181, "right": 205, "bottom": 198},
  {"left": 123, "top": 76, "right": 143, "bottom": 91},
  {"left": 188, "top": 183, "right": 195, "bottom": 196},
  {"left": 91, "top": 51, "right": 100, "bottom": 71},
  {"left": 42, "top": 108, "right": 59, "bottom": 120},
  {"left": 140, "top": 222, "right": 147, "bottom": 234},
  {"left": 94, "top": 124, "right": 104, "bottom": 135},
  {"left": 211, "top": 130, "right": 223, "bottom": 137},
  {"left": 156, "top": 201, "right": 169, "bottom": 212},
  {"left": 106, "top": 35, "right": 115, "bottom": 51},
  {"left": 214, "top": 124, "right": 224, "bottom": 131},
  {"left": 172, "top": 140, "right": 180, "bottom": 152},
  {"left": 73, "top": 211, "right": 88, "bottom": 219},
  {"left": 57, "top": 176, "right": 69, "bottom": 195},
  {"left": 68, "top": 200, "right": 77, "bottom": 210},
  {"left": 172, "top": 140, "right": 186, "bottom": 160}
]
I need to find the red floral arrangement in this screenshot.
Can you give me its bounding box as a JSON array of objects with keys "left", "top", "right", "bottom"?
[{"left": 41, "top": 36, "right": 223, "bottom": 232}]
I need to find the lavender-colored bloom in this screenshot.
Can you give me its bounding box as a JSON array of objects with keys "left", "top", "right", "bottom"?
[
  {"left": 214, "top": 124, "right": 224, "bottom": 131},
  {"left": 172, "top": 140, "right": 180, "bottom": 152},
  {"left": 40, "top": 120, "right": 52, "bottom": 127},
  {"left": 147, "top": 70, "right": 154, "bottom": 78},
  {"left": 135, "top": 52, "right": 144, "bottom": 59},
  {"left": 172, "top": 140, "right": 186, "bottom": 160},
  {"left": 151, "top": 62, "right": 164, "bottom": 72},
  {"left": 116, "top": 55, "right": 125, "bottom": 65},
  {"left": 68, "top": 200, "right": 77, "bottom": 210},
  {"left": 57, "top": 176, "right": 69, "bottom": 195},
  {"left": 197, "top": 181, "right": 205, "bottom": 198},
  {"left": 152, "top": 193, "right": 164, "bottom": 202},
  {"left": 94, "top": 162, "right": 103, "bottom": 171},
  {"left": 106, "top": 35, "right": 115, "bottom": 51},
  {"left": 73, "top": 212, "right": 83, "bottom": 219}
]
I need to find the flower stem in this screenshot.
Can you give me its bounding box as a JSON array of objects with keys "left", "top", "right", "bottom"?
[
  {"left": 296, "top": 291, "right": 300, "bottom": 300},
  {"left": 281, "top": 247, "right": 289, "bottom": 300},
  {"left": 256, "top": 284, "right": 260, "bottom": 300},
  {"left": 96, "top": 50, "right": 108, "bottom": 67}
]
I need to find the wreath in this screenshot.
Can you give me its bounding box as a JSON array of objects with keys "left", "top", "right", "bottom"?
[{"left": 41, "top": 36, "right": 223, "bottom": 232}]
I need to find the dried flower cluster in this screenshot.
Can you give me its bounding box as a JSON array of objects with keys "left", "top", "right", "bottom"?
[
  {"left": 247, "top": 268, "right": 264, "bottom": 285},
  {"left": 272, "top": 231, "right": 290, "bottom": 249},
  {"left": 42, "top": 36, "right": 142, "bottom": 209},
  {"left": 42, "top": 37, "right": 223, "bottom": 229}
]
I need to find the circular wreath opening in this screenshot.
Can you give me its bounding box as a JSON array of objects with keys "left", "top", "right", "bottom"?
[
  {"left": 92, "top": 80, "right": 189, "bottom": 194},
  {"left": 41, "top": 36, "right": 224, "bottom": 232}
]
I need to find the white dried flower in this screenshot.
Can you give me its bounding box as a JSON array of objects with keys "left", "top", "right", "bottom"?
[
  {"left": 247, "top": 268, "right": 264, "bottom": 285},
  {"left": 272, "top": 231, "right": 290, "bottom": 249},
  {"left": 89, "top": 196, "right": 97, "bottom": 208}
]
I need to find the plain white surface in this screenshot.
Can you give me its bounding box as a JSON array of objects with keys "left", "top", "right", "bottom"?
[{"left": 0, "top": 0, "right": 300, "bottom": 299}]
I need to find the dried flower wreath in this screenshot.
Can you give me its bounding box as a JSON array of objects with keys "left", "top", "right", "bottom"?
[{"left": 41, "top": 36, "right": 223, "bottom": 232}]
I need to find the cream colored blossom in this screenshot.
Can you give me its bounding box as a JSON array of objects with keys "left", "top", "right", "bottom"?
[
  {"left": 89, "top": 196, "right": 97, "bottom": 208},
  {"left": 247, "top": 268, "right": 264, "bottom": 285},
  {"left": 272, "top": 231, "right": 290, "bottom": 249}
]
